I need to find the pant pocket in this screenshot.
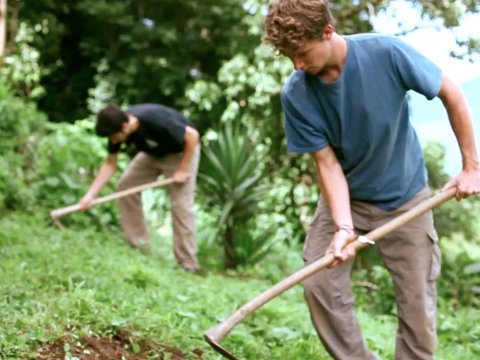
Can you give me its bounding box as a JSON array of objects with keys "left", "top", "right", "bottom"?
[
  {"left": 427, "top": 229, "right": 441, "bottom": 280},
  {"left": 303, "top": 200, "right": 331, "bottom": 263}
]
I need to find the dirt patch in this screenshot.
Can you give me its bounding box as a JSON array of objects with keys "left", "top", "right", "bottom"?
[{"left": 35, "top": 329, "right": 205, "bottom": 360}]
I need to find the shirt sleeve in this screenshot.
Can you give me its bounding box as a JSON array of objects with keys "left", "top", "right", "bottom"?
[
  {"left": 391, "top": 38, "right": 443, "bottom": 100},
  {"left": 163, "top": 117, "right": 186, "bottom": 146},
  {"left": 144, "top": 107, "right": 187, "bottom": 149},
  {"left": 281, "top": 81, "right": 329, "bottom": 154},
  {"left": 107, "top": 140, "right": 121, "bottom": 154}
]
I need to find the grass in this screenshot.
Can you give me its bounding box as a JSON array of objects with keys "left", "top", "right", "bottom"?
[{"left": 0, "top": 211, "right": 479, "bottom": 359}]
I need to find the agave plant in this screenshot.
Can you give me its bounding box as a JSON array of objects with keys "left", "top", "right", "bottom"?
[{"left": 199, "top": 122, "right": 271, "bottom": 268}]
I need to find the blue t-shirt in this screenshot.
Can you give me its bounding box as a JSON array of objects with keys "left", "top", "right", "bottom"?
[{"left": 281, "top": 34, "right": 443, "bottom": 210}]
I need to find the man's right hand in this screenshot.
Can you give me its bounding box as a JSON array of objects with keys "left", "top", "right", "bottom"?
[
  {"left": 326, "top": 229, "right": 357, "bottom": 268},
  {"left": 79, "top": 194, "right": 95, "bottom": 210}
]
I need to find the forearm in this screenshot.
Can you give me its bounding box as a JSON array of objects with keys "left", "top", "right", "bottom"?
[
  {"left": 85, "top": 156, "right": 117, "bottom": 198},
  {"left": 177, "top": 126, "right": 199, "bottom": 173},
  {"left": 439, "top": 76, "right": 480, "bottom": 171},
  {"left": 448, "top": 111, "right": 479, "bottom": 171},
  {"left": 312, "top": 146, "right": 357, "bottom": 266},
  {"left": 312, "top": 147, "right": 353, "bottom": 229},
  {"left": 319, "top": 163, "right": 352, "bottom": 229}
]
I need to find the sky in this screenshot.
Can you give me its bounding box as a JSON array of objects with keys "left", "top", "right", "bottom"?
[
  {"left": 372, "top": 1, "right": 480, "bottom": 176},
  {"left": 372, "top": 0, "right": 480, "bottom": 83}
]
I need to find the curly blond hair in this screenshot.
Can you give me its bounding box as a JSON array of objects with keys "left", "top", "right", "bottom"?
[{"left": 263, "top": 0, "right": 334, "bottom": 53}]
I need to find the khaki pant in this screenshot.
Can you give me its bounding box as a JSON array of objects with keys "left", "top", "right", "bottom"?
[
  {"left": 303, "top": 187, "right": 440, "bottom": 360},
  {"left": 117, "top": 146, "right": 200, "bottom": 270}
]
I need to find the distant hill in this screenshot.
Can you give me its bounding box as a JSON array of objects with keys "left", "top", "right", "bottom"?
[{"left": 410, "top": 76, "right": 480, "bottom": 175}]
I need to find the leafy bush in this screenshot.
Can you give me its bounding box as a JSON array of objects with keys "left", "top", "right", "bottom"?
[
  {"left": 434, "top": 198, "right": 480, "bottom": 241},
  {"left": 229, "top": 215, "right": 280, "bottom": 267},
  {"left": 0, "top": 22, "right": 45, "bottom": 100},
  {"left": 269, "top": 159, "right": 320, "bottom": 244},
  {"left": 424, "top": 140, "right": 450, "bottom": 189},
  {"left": 199, "top": 123, "right": 275, "bottom": 268},
  {"left": 439, "top": 234, "right": 480, "bottom": 307},
  {"left": 0, "top": 24, "right": 47, "bottom": 212},
  {"left": 424, "top": 141, "right": 480, "bottom": 241},
  {"left": 0, "top": 154, "right": 35, "bottom": 211},
  {"left": 0, "top": 79, "right": 47, "bottom": 212},
  {"left": 0, "top": 81, "right": 46, "bottom": 153}
]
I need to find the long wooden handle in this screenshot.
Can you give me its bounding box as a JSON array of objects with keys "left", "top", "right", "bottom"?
[
  {"left": 204, "top": 187, "right": 456, "bottom": 347},
  {"left": 50, "top": 177, "right": 175, "bottom": 219}
]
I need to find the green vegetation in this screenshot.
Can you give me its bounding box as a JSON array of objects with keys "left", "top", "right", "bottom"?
[
  {"left": 199, "top": 122, "right": 274, "bottom": 268},
  {"left": 1, "top": 212, "right": 479, "bottom": 359}
]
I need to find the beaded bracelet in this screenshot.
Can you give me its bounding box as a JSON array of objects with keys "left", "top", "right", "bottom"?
[{"left": 336, "top": 224, "right": 355, "bottom": 234}]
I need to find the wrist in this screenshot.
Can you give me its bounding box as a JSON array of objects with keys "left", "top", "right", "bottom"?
[
  {"left": 463, "top": 156, "right": 480, "bottom": 171},
  {"left": 335, "top": 224, "right": 354, "bottom": 234},
  {"left": 176, "top": 166, "right": 188, "bottom": 173}
]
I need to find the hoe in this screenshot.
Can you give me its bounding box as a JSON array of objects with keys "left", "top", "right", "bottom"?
[
  {"left": 204, "top": 187, "right": 458, "bottom": 359},
  {"left": 50, "top": 177, "right": 174, "bottom": 228}
]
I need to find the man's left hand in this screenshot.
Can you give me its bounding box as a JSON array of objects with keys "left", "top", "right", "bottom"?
[
  {"left": 173, "top": 170, "right": 190, "bottom": 184},
  {"left": 442, "top": 169, "right": 480, "bottom": 200}
]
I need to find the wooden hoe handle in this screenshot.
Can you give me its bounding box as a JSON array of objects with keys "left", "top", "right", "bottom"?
[
  {"left": 204, "top": 187, "right": 457, "bottom": 359},
  {"left": 50, "top": 177, "right": 175, "bottom": 220}
]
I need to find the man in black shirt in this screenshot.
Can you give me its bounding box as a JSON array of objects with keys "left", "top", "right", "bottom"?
[{"left": 80, "top": 104, "right": 201, "bottom": 272}]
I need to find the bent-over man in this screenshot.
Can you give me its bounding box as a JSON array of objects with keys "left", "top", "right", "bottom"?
[{"left": 80, "top": 103, "right": 201, "bottom": 272}]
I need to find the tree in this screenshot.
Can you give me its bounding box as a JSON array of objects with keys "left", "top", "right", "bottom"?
[
  {"left": 12, "top": 0, "right": 479, "bottom": 124},
  {"left": 15, "top": 0, "right": 257, "bottom": 122},
  {"left": 0, "top": 0, "right": 6, "bottom": 55}
]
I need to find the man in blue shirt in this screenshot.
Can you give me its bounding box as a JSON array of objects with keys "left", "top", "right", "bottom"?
[{"left": 264, "top": 0, "right": 480, "bottom": 359}]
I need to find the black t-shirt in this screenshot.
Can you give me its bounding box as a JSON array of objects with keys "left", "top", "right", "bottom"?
[{"left": 107, "top": 103, "right": 189, "bottom": 157}]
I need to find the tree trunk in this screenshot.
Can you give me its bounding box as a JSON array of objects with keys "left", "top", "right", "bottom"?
[
  {"left": 224, "top": 224, "right": 236, "bottom": 269},
  {"left": 0, "top": 0, "right": 6, "bottom": 56}
]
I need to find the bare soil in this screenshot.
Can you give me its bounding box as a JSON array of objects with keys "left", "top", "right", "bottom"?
[{"left": 35, "top": 329, "right": 205, "bottom": 360}]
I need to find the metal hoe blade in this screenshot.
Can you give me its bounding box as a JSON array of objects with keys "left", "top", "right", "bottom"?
[{"left": 204, "top": 334, "right": 239, "bottom": 360}]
